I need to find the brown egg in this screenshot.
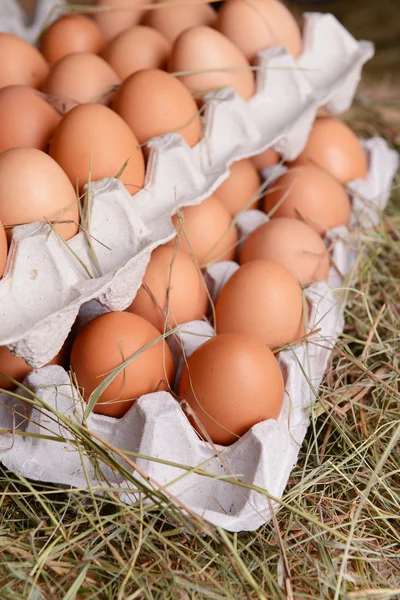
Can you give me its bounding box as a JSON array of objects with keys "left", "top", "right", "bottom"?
[
  {"left": 251, "top": 147, "right": 280, "bottom": 171},
  {"left": 49, "top": 103, "right": 145, "bottom": 194},
  {"left": 42, "top": 52, "right": 120, "bottom": 106},
  {"left": 240, "top": 218, "right": 330, "bottom": 284},
  {"left": 0, "top": 220, "right": 7, "bottom": 278},
  {"left": 167, "top": 196, "right": 238, "bottom": 267},
  {"left": 70, "top": 311, "right": 175, "bottom": 418},
  {"left": 101, "top": 26, "right": 171, "bottom": 81},
  {"left": 0, "top": 344, "right": 67, "bottom": 391},
  {"left": 263, "top": 165, "right": 351, "bottom": 235},
  {"left": 127, "top": 246, "right": 208, "bottom": 331},
  {"left": 179, "top": 332, "right": 284, "bottom": 445},
  {"left": 168, "top": 26, "right": 255, "bottom": 102},
  {"left": 215, "top": 259, "right": 303, "bottom": 348},
  {"left": 112, "top": 69, "right": 201, "bottom": 154},
  {"left": 0, "top": 85, "right": 61, "bottom": 153},
  {"left": 0, "top": 33, "right": 49, "bottom": 90},
  {"left": 214, "top": 159, "right": 260, "bottom": 215},
  {"left": 95, "top": 0, "right": 147, "bottom": 43},
  {"left": 0, "top": 148, "right": 79, "bottom": 242},
  {"left": 39, "top": 14, "right": 104, "bottom": 64},
  {"left": 216, "top": 0, "right": 302, "bottom": 63},
  {"left": 144, "top": 0, "right": 216, "bottom": 44},
  {"left": 289, "top": 117, "right": 368, "bottom": 184}
]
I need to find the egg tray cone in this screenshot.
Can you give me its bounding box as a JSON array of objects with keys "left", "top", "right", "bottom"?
[
  {"left": 0, "top": 11, "right": 374, "bottom": 368},
  {"left": 0, "top": 138, "right": 398, "bottom": 532}
]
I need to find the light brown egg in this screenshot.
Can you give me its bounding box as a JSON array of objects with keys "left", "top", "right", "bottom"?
[
  {"left": 0, "top": 148, "right": 79, "bottom": 242},
  {"left": 214, "top": 159, "right": 260, "bottom": 215},
  {"left": 39, "top": 14, "right": 104, "bottom": 64},
  {"left": 127, "top": 246, "right": 208, "bottom": 331},
  {"left": 167, "top": 196, "right": 238, "bottom": 267},
  {"left": 95, "top": 0, "right": 147, "bottom": 43},
  {"left": 263, "top": 165, "right": 351, "bottom": 235},
  {"left": 42, "top": 52, "right": 120, "bottom": 106},
  {"left": 144, "top": 0, "right": 216, "bottom": 44},
  {"left": 0, "top": 344, "right": 67, "bottom": 391},
  {"left": 0, "top": 85, "right": 61, "bottom": 153},
  {"left": 240, "top": 218, "right": 330, "bottom": 284},
  {"left": 216, "top": 0, "right": 302, "bottom": 63},
  {"left": 101, "top": 26, "right": 171, "bottom": 81},
  {"left": 49, "top": 103, "right": 145, "bottom": 194},
  {"left": 0, "top": 33, "right": 49, "bottom": 90},
  {"left": 251, "top": 147, "right": 280, "bottom": 171},
  {"left": 168, "top": 26, "right": 255, "bottom": 102},
  {"left": 215, "top": 259, "right": 303, "bottom": 348},
  {"left": 179, "top": 332, "right": 284, "bottom": 445},
  {"left": 112, "top": 69, "right": 201, "bottom": 155},
  {"left": 289, "top": 117, "right": 368, "bottom": 184},
  {"left": 0, "top": 221, "right": 7, "bottom": 278},
  {"left": 70, "top": 311, "right": 175, "bottom": 418}
]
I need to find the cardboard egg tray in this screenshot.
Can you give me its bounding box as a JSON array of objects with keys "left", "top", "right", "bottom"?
[{"left": 1, "top": 3, "right": 398, "bottom": 531}]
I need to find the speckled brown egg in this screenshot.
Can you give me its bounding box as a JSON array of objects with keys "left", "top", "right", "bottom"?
[
  {"left": 168, "top": 26, "right": 255, "bottom": 102},
  {"left": 167, "top": 195, "right": 238, "bottom": 267},
  {"left": 39, "top": 14, "right": 104, "bottom": 64},
  {"left": 263, "top": 165, "right": 351, "bottom": 234},
  {"left": 95, "top": 0, "right": 147, "bottom": 43},
  {"left": 49, "top": 103, "right": 145, "bottom": 193},
  {"left": 101, "top": 26, "right": 171, "bottom": 80},
  {"left": 216, "top": 0, "right": 302, "bottom": 62},
  {"left": 144, "top": 0, "right": 216, "bottom": 44},
  {"left": 288, "top": 117, "right": 368, "bottom": 184},
  {"left": 0, "top": 85, "right": 61, "bottom": 152},
  {"left": 0, "top": 33, "right": 49, "bottom": 89},
  {"left": 215, "top": 259, "right": 304, "bottom": 348},
  {"left": 214, "top": 159, "right": 260, "bottom": 215},
  {"left": 70, "top": 311, "right": 175, "bottom": 418},
  {"left": 112, "top": 68, "right": 201, "bottom": 155},
  {"left": 0, "top": 148, "right": 79, "bottom": 242},
  {"left": 240, "top": 217, "right": 330, "bottom": 284},
  {"left": 0, "top": 221, "right": 7, "bottom": 278},
  {"left": 127, "top": 246, "right": 208, "bottom": 331},
  {"left": 179, "top": 332, "right": 284, "bottom": 445},
  {"left": 42, "top": 52, "right": 120, "bottom": 106}
]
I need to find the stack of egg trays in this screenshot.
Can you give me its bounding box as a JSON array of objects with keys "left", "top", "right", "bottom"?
[{"left": 2, "top": 13, "right": 398, "bottom": 531}]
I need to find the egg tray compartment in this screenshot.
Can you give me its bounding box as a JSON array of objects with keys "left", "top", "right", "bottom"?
[
  {"left": 0, "top": 138, "right": 398, "bottom": 532},
  {"left": 0, "top": 0, "right": 60, "bottom": 43},
  {"left": 0, "top": 11, "right": 374, "bottom": 368}
]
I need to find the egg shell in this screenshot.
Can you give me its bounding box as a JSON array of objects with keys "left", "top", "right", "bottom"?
[
  {"left": 70, "top": 311, "right": 175, "bottom": 418},
  {"left": 42, "top": 52, "right": 121, "bottom": 106},
  {"left": 0, "top": 33, "right": 49, "bottom": 90},
  {"left": 95, "top": 0, "right": 147, "bottom": 43},
  {"left": 168, "top": 26, "right": 255, "bottom": 102},
  {"left": 214, "top": 158, "right": 260, "bottom": 215},
  {"left": 0, "top": 221, "right": 7, "bottom": 278},
  {"left": 101, "top": 26, "right": 171, "bottom": 81},
  {"left": 49, "top": 103, "right": 145, "bottom": 194},
  {"left": 127, "top": 246, "right": 208, "bottom": 331},
  {"left": 216, "top": 0, "right": 302, "bottom": 63},
  {"left": 0, "top": 344, "right": 67, "bottom": 391},
  {"left": 240, "top": 217, "right": 330, "bottom": 284},
  {"left": 143, "top": 0, "right": 216, "bottom": 43},
  {"left": 288, "top": 117, "right": 368, "bottom": 184},
  {"left": 251, "top": 147, "right": 280, "bottom": 171},
  {"left": 178, "top": 332, "right": 284, "bottom": 445},
  {"left": 215, "top": 259, "right": 303, "bottom": 348},
  {"left": 263, "top": 165, "right": 351, "bottom": 234},
  {"left": 0, "top": 85, "right": 61, "bottom": 153},
  {"left": 39, "top": 14, "right": 104, "bottom": 64},
  {"left": 112, "top": 68, "right": 201, "bottom": 155},
  {"left": 0, "top": 148, "right": 79, "bottom": 242},
  {"left": 167, "top": 195, "right": 238, "bottom": 267}
]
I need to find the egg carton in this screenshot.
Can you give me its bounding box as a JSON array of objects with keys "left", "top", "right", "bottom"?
[
  {"left": 0, "top": 0, "right": 60, "bottom": 42},
  {"left": 0, "top": 9, "right": 374, "bottom": 367},
  {"left": 0, "top": 138, "right": 398, "bottom": 532}
]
